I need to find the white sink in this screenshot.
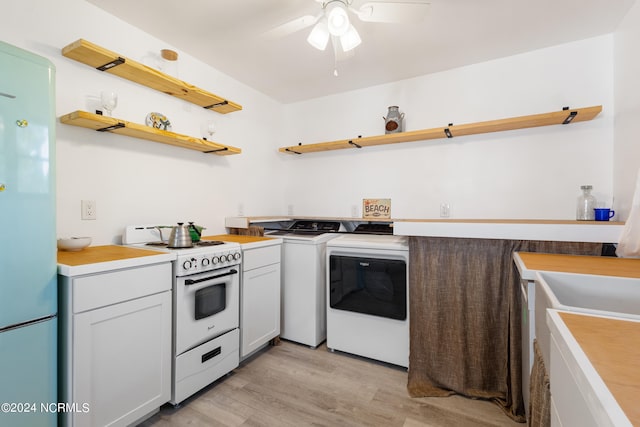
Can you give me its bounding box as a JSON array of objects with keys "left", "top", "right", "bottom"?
[{"left": 535, "top": 270, "right": 640, "bottom": 365}]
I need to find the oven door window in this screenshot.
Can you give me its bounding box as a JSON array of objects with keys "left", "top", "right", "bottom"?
[
  {"left": 195, "top": 284, "right": 226, "bottom": 320},
  {"left": 329, "top": 255, "right": 406, "bottom": 320}
]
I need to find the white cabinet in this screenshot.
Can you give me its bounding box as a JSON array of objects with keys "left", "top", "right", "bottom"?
[
  {"left": 513, "top": 254, "right": 536, "bottom": 420},
  {"left": 549, "top": 332, "right": 600, "bottom": 427},
  {"left": 240, "top": 243, "right": 281, "bottom": 359},
  {"left": 59, "top": 263, "right": 172, "bottom": 427},
  {"left": 547, "top": 310, "right": 634, "bottom": 427}
]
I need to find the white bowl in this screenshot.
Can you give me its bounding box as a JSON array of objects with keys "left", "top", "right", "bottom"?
[{"left": 57, "top": 237, "right": 92, "bottom": 251}]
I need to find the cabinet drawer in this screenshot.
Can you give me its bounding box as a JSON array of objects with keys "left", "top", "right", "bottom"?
[
  {"left": 173, "top": 329, "right": 239, "bottom": 404},
  {"left": 242, "top": 244, "right": 281, "bottom": 271},
  {"left": 73, "top": 263, "right": 171, "bottom": 313}
]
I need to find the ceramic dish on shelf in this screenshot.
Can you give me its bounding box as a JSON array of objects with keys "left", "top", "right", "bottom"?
[
  {"left": 57, "top": 237, "right": 92, "bottom": 251},
  {"left": 145, "top": 112, "right": 172, "bottom": 131}
]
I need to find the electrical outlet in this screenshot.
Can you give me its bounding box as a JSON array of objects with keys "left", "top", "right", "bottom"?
[
  {"left": 440, "top": 203, "right": 450, "bottom": 218},
  {"left": 287, "top": 204, "right": 294, "bottom": 215},
  {"left": 81, "top": 200, "right": 96, "bottom": 220},
  {"left": 238, "top": 203, "right": 244, "bottom": 216}
]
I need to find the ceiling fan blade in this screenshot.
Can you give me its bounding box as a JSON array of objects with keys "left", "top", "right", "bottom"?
[
  {"left": 355, "top": 2, "right": 430, "bottom": 24},
  {"left": 262, "top": 14, "right": 320, "bottom": 40}
]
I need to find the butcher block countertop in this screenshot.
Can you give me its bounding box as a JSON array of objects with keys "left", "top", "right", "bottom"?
[
  {"left": 549, "top": 311, "right": 640, "bottom": 426},
  {"left": 515, "top": 252, "right": 640, "bottom": 424},
  {"left": 57, "top": 245, "right": 175, "bottom": 277},
  {"left": 514, "top": 252, "right": 640, "bottom": 281}
]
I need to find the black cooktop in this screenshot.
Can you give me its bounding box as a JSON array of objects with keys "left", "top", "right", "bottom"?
[
  {"left": 353, "top": 223, "right": 393, "bottom": 234},
  {"left": 267, "top": 220, "right": 393, "bottom": 236},
  {"left": 289, "top": 220, "right": 341, "bottom": 232},
  {"left": 266, "top": 220, "right": 341, "bottom": 236}
]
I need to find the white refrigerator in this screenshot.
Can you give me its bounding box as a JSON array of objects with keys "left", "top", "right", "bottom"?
[{"left": 0, "top": 41, "right": 57, "bottom": 427}]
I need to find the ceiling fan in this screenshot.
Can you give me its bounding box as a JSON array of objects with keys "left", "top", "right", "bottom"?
[{"left": 265, "top": 1, "right": 430, "bottom": 55}]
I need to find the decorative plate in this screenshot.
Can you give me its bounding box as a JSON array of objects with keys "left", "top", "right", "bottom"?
[{"left": 145, "top": 112, "right": 172, "bottom": 131}]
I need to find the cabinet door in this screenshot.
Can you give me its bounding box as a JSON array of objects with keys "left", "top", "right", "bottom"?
[
  {"left": 72, "top": 291, "right": 171, "bottom": 427},
  {"left": 549, "top": 333, "right": 599, "bottom": 427},
  {"left": 241, "top": 263, "right": 281, "bottom": 358}
]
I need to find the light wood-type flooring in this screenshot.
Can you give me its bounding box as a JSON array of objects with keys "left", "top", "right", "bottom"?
[{"left": 140, "top": 340, "right": 522, "bottom": 427}]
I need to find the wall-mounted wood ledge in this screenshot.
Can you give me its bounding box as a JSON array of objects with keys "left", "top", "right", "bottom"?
[
  {"left": 60, "top": 110, "right": 241, "bottom": 155},
  {"left": 61, "top": 38, "right": 242, "bottom": 114},
  {"left": 279, "top": 105, "right": 602, "bottom": 154}
]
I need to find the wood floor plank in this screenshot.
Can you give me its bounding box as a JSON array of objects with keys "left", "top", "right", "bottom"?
[{"left": 140, "top": 341, "right": 522, "bottom": 427}]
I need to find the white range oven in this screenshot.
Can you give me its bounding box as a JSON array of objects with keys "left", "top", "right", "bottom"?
[{"left": 123, "top": 225, "right": 242, "bottom": 405}]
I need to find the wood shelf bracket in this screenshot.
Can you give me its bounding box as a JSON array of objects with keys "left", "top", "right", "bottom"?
[
  {"left": 204, "top": 100, "right": 229, "bottom": 110},
  {"left": 203, "top": 147, "right": 229, "bottom": 154},
  {"left": 97, "top": 122, "right": 125, "bottom": 132},
  {"left": 562, "top": 111, "right": 578, "bottom": 124},
  {"left": 97, "top": 56, "right": 125, "bottom": 72},
  {"left": 444, "top": 126, "right": 453, "bottom": 138},
  {"left": 285, "top": 148, "right": 303, "bottom": 155}
]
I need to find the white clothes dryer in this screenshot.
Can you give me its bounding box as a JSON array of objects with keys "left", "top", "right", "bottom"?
[{"left": 326, "top": 234, "right": 409, "bottom": 367}]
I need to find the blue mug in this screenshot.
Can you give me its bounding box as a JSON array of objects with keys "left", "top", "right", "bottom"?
[{"left": 594, "top": 208, "right": 615, "bottom": 221}]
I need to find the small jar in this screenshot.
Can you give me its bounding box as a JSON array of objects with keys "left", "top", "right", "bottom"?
[{"left": 576, "top": 185, "right": 597, "bottom": 220}]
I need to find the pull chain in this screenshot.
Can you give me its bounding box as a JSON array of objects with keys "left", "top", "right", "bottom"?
[{"left": 333, "top": 39, "right": 339, "bottom": 77}]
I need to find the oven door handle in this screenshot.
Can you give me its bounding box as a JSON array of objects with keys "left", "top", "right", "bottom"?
[{"left": 184, "top": 268, "right": 238, "bottom": 286}]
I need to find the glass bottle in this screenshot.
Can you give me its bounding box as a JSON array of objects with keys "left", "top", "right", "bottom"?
[{"left": 576, "top": 185, "right": 597, "bottom": 220}]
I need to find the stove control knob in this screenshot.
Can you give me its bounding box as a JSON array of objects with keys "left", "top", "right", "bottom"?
[
  {"left": 212, "top": 256, "right": 219, "bottom": 264},
  {"left": 233, "top": 252, "right": 241, "bottom": 261},
  {"left": 183, "top": 259, "right": 193, "bottom": 270},
  {"left": 201, "top": 258, "right": 210, "bottom": 267},
  {"left": 219, "top": 254, "right": 228, "bottom": 262}
]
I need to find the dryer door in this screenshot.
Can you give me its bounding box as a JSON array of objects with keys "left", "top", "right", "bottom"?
[{"left": 328, "top": 255, "right": 406, "bottom": 320}]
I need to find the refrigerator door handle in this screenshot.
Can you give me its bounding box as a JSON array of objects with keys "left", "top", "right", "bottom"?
[{"left": 0, "top": 314, "right": 57, "bottom": 334}]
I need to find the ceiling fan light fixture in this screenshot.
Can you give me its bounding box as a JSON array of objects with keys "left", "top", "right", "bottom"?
[
  {"left": 326, "top": 1, "right": 350, "bottom": 36},
  {"left": 340, "top": 24, "right": 361, "bottom": 52},
  {"left": 307, "top": 19, "right": 330, "bottom": 50}
]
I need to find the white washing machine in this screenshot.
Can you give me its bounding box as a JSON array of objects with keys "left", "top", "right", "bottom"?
[
  {"left": 267, "top": 221, "right": 341, "bottom": 347},
  {"left": 326, "top": 233, "right": 409, "bottom": 367}
]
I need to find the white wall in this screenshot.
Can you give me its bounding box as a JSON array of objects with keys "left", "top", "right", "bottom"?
[
  {"left": 614, "top": 0, "right": 640, "bottom": 221},
  {"left": 282, "top": 36, "right": 615, "bottom": 220},
  {"left": 3, "top": 0, "right": 628, "bottom": 242},
  {"left": 1, "top": 0, "right": 287, "bottom": 244}
]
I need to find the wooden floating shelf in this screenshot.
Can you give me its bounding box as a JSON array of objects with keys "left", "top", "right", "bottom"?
[
  {"left": 61, "top": 39, "right": 242, "bottom": 114},
  {"left": 60, "top": 110, "right": 241, "bottom": 155},
  {"left": 279, "top": 105, "right": 602, "bottom": 154}
]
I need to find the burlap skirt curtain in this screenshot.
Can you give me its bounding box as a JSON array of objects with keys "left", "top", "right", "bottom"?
[
  {"left": 407, "top": 237, "right": 602, "bottom": 422},
  {"left": 529, "top": 340, "right": 551, "bottom": 426}
]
